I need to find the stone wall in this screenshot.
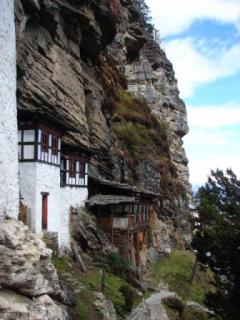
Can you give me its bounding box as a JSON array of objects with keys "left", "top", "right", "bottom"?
[{"left": 0, "top": 0, "right": 19, "bottom": 220}]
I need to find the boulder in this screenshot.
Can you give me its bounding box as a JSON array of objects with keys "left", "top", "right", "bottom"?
[
  {"left": 0, "top": 290, "right": 68, "bottom": 320},
  {"left": 0, "top": 219, "right": 63, "bottom": 299}
]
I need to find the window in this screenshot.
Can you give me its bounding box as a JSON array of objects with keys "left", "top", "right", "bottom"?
[
  {"left": 41, "top": 131, "right": 49, "bottom": 152},
  {"left": 52, "top": 136, "right": 58, "bottom": 155},
  {"left": 61, "top": 153, "right": 88, "bottom": 187},
  {"left": 115, "top": 205, "right": 123, "bottom": 214},
  {"left": 79, "top": 158, "right": 86, "bottom": 178},
  {"left": 69, "top": 160, "right": 76, "bottom": 178}
]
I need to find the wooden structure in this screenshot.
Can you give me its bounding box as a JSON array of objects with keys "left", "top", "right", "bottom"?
[
  {"left": 88, "top": 175, "right": 159, "bottom": 266},
  {"left": 18, "top": 120, "right": 61, "bottom": 166}
]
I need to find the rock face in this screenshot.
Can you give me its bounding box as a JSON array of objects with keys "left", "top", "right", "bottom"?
[
  {"left": 94, "top": 292, "right": 117, "bottom": 320},
  {"left": 0, "top": 219, "right": 70, "bottom": 319},
  {"left": 0, "top": 290, "right": 68, "bottom": 320},
  {"left": 70, "top": 207, "right": 110, "bottom": 267},
  {"left": 16, "top": 0, "right": 191, "bottom": 241},
  {"left": 126, "top": 37, "right": 192, "bottom": 240},
  {"left": 126, "top": 38, "right": 190, "bottom": 193},
  {"left": 0, "top": 219, "right": 62, "bottom": 298}
]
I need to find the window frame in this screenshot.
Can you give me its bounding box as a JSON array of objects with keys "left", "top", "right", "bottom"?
[
  {"left": 69, "top": 160, "right": 76, "bottom": 178},
  {"left": 51, "top": 135, "right": 58, "bottom": 156},
  {"left": 41, "top": 131, "right": 49, "bottom": 152},
  {"left": 18, "top": 122, "right": 61, "bottom": 166},
  {"left": 60, "top": 154, "right": 88, "bottom": 188}
]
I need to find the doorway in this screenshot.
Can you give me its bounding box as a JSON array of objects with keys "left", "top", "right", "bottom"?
[{"left": 41, "top": 192, "right": 49, "bottom": 230}]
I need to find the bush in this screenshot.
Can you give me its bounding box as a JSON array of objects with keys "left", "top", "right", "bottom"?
[
  {"left": 120, "top": 284, "right": 135, "bottom": 312},
  {"left": 163, "top": 296, "right": 185, "bottom": 318},
  {"left": 107, "top": 251, "right": 132, "bottom": 275}
]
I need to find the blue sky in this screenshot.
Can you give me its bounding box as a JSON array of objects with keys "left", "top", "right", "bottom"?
[{"left": 145, "top": 0, "right": 240, "bottom": 188}]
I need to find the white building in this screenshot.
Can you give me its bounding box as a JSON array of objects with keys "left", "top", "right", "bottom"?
[
  {"left": 18, "top": 120, "right": 89, "bottom": 250},
  {"left": 0, "top": 0, "right": 19, "bottom": 221}
]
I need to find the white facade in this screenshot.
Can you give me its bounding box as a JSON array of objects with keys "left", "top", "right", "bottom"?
[
  {"left": 60, "top": 187, "right": 88, "bottom": 249},
  {"left": 20, "top": 161, "right": 88, "bottom": 249},
  {"left": 0, "top": 0, "right": 19, "bottom": 220},
  {"left": 19, "top": 162, "right": 61, "bottom": 233}
]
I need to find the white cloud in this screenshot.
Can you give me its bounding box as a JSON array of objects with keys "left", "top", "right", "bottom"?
[
  {"left": 144, "top": 0, "right": 240, "bottom": 187},
  {"left": 145, "top": 0, "right": 240, "bottom": 37},
  {"left": 184, "top": 104, "right": 240, "bottom": 185},
  {"left": 187, "top": 154, "right": 240, "bottom": 186},
  {"left": 185, "top": 128, "right": 236, "bottom": 146},
  {"left": 187, "top": 105, "right": 240, "bottom": 128},
  {"left": 163, "top": 38, "right": 240, "bottom": 98}
]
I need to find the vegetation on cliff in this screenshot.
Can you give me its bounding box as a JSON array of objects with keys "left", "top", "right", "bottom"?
[
  {"left": 53, "top": 255, "right": 140, "bottom": 319},
  {"left": 113, "top": 89, "right": 184, "bottom": 198}
]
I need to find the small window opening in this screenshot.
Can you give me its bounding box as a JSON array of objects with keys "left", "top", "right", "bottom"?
[
  {"left": 69, "top": 160, "right": 76, "bottom": 178},
  {"left": 41, "top": 131, "right": 49, "bottom": 152},
  {"left": 52, "top": 136, "right": 58, "bottom": 155}
]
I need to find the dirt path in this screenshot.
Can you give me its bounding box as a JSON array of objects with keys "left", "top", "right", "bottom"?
[{"left": 128, "top": 288, "right": 176, "bottom": 320}]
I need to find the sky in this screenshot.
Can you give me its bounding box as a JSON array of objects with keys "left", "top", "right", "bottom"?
[{"left": 145, "top": 0, "right": 240, "bottom": 189}]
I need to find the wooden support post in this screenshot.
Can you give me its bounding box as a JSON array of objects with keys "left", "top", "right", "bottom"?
[{"left": 111, "top": 205, "right": 114, "bottom": 245}]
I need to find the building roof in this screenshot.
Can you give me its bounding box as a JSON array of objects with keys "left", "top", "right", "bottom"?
[
  {"left": 87, "top": 195, "right": 136, "bottom": 206},
  {"left": 89, "top": 172, "right": 160, "bottom": 198}
]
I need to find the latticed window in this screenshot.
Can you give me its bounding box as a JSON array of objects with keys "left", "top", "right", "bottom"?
[
  {"left": 52, "top": 136, "right": 58, "bottom": 155},
  {"left": 41, "top": 131, "right": 49, "bottom": 152},
  {"left": 69, "top": 160, "right": 76, "bottom": 178},
  {"left": 79, "top": 158, "right": 86, "bottom": 178}
]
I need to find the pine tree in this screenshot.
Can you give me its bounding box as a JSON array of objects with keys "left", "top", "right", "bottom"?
[
  {"left": 192, "top": 169, "right": 240, "bottom": 319},
  {"left": 135, "top": 0, "right": 154, "bottom": 34}
]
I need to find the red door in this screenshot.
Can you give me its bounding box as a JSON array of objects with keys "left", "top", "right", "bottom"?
[{"left": 42, "top": 194, "right": 48, "bottom": 230}]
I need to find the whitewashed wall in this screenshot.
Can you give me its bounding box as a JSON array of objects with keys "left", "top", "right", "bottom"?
[
  {"left": 20, "top": 161, "right": 88, "bottom": 249},
  {"left": 19, "top": 163, "right": 37, "bottom": 231},
  {"left": 0, "top": 0, "right": 19, "bottom": 220},
  {"left": 19, "top": 162, "right": 61, "bottom": 234},
  {"left": 59, "top": 187, "right": 88, "bottom": 249}
]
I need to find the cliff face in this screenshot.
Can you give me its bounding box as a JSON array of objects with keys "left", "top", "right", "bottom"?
[{"left": 15, "top": 0, "right": 191, "bottom": 239}]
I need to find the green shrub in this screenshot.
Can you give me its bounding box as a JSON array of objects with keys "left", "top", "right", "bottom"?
[
  {"left": 107, "top": 250, "right": 132, "bottom": 275},
  {"left": 120, "top": 284, "right": 135, "bottom": 312},
  {"left": 163, "top": 296, "right": 185, "bottom": 317}
]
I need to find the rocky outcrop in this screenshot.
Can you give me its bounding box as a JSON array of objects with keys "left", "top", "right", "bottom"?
[
  {"left": 0, "top": 218, "right": 72, "bottom": 319},
  {"left": 94, "top": 292, "right": 117, "bottom": 320},
  {"left": 0, "top": 290, "right": 68, "bottom": 320},
  {"left": 70, "top": 208, "right": 110, "bottom": 266},
  {"left": 126, "top": 37, "right": 192, "bottom": 239},
  {"left": 0, "top": 219, "right": 63, "bottom": 298}
]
